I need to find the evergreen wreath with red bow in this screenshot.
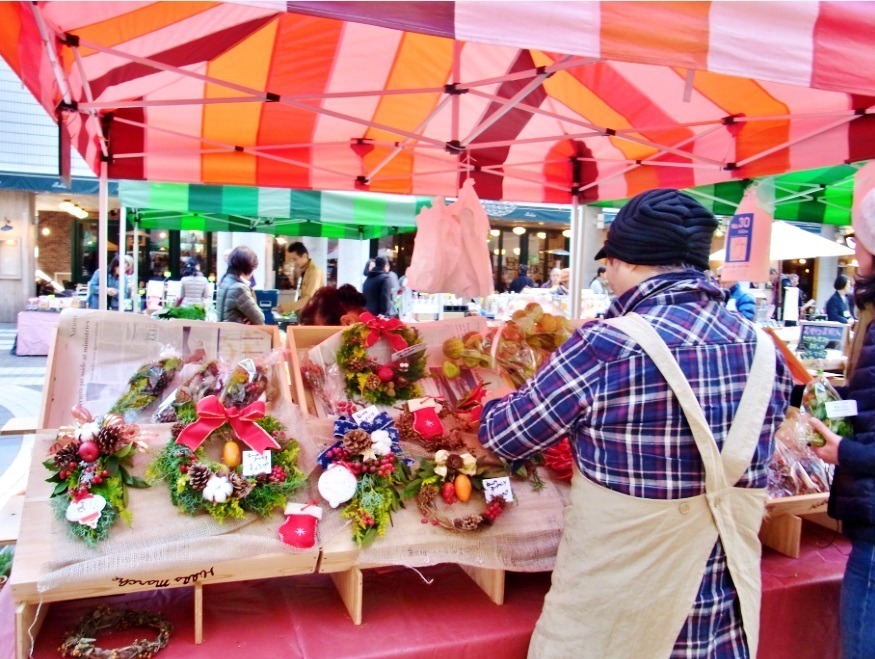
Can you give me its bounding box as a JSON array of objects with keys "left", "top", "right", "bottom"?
[{"left": 336, "top": 313, "right": 427, "bottom": 405}]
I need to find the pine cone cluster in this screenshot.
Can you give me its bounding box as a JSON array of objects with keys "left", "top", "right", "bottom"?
[
  {"left": 96, "top": 425, "right": 124, "bottom": 453},
  {"left": 147, "top": 372, "right": 172, "bottom": 395},
  {"left": 154, "top": 406, "right": 178, "bottom": 423},
  {"left": 187, "top": 464, "right": 212, "bottom": 490},
  {"left": 365, "top": 374, "right": 381, "bottom": 390},
  {"left": 396, "top": 412, "right": 421, "bottom": 444},
  {"left": 454, "top": 514, "right": 483, "bottom": 531},
  {"left": 171, "top": 422, "right": 188, "bottom": 439},
  {"left": 343, "top": 429, "right": 372, "bottom": 455},
  {"left": 53, "top": 442, "right": 81, "bottom": 468},
  {"left": 228, "top": 472, "right": 254, "bottom": 498},
  {"left": 345, "top": 356, "right": 368, "bottom": 372}
]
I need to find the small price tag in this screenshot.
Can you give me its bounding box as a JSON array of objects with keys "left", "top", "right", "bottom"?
[
  {"left": 482, "top": 477, "right": 514, "bottom": 504},
  {"left": 352, "top": 405, "right": 381, "bottom": 426},
  {"left": 392, "top": 343, "right": 427, "bottom": 361},
  {"left": 242, "top": 450, "right": 272, "bottom": 476},
  {"left": 825, "top": 399, "right": 858, "bottom": 419}
]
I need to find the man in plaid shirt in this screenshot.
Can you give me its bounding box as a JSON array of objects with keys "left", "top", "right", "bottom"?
[{"left": 480, "top": 189, "right": 792, "bottom": 658}]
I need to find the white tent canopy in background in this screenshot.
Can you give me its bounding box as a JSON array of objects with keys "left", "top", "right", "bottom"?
[{"left": 710, "top": 221, "right": 854, "bottom": 263}]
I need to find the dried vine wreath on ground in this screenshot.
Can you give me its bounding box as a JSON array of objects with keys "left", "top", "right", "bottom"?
[{"left": 59, "top": 605, "right": 172, "bottom": 658}]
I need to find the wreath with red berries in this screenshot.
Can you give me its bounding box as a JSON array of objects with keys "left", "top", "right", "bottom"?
[
  {"left": 336, "top": 314, "right": 427, "bottom": 406},
  {"left": 45, "top": 408, "right": 148, "bottom": 546},
  {"left": 402, "top": 451, "right": 509, "bottom": 532}
]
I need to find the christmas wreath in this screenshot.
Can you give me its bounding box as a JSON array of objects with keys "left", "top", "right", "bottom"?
[
  {"left": 147, "top": 395, "right": 305, "bottom": 523},
  {"left": 336, "top": 312, "right": 427, "bottom": 405},
  {"left": 317, "top": 410, "right": 411, "bottom": 545},
  {"left": 45, "top": 406, "right": 149, "bottom": 546},
  {"left": 59, "top": 605, "right": 172, "bottom": 658},
  {"left": 402, "top": 450, "right": 510, "bottom": 532}
]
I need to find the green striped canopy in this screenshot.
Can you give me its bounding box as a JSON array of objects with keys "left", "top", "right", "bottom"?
[
  {"left": 119, "top": 180, "right": 433, "bottom": 239},
  {"left": 593, "top": 164, "right": 860, "bottom": 225}
]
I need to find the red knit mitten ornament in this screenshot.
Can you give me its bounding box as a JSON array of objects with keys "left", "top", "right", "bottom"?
[{"left": 279, "top": 503, "right": 322, "bottom": 549}]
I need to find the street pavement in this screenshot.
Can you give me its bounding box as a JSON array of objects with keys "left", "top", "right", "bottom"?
[{"left": 0, "top": 324, "right": 47, "bottom": 477}]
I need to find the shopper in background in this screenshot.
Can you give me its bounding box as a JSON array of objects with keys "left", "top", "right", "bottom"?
[
  {"left": 808, "top": 164, "right": 875, "bottom": 659},
  {"left": 589, "top": 266, "right": 611, "bottom": 296},
  {"left": 216, "top": 246, "right": 264, "bottom": 325},
  {"left": 277, "top": 242, "right": 325, "bottom": 315},
  {"left": 298, "top": 285, "right": 367, "bottom": 326},
  {"left": 88, "top": 256, "right": 133, "bottom": 310},
  {"left": 827, "top": 275, "right": 853, "bottom": 324},
  {"left": 541, "top": 267, "right": 562, "bottom": 289},
  {"left": 480, "top": 188, "right": 791, "bottom": 658},
  {"left": 362, "top": 256, "right": 396, "bottom": 317},
  {"left": 717, "top": 269, "right": 757, "bottom": 321},
  {"left": 508, "top": 264, "right": 535, "bottom": 293},
  {"left": 179, "top": 257, "right": 211, "bottom": 306}
]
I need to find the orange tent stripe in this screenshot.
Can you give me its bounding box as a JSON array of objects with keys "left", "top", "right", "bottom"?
[
  {"left": 203, "top": 19, "right": 279, "bottom": 186},
  {"left": 0, "top": 3, "right": 24, "bottom": 73},
  {"left": 255, "top": 14, "right": 343, "bottom": 188},
  {"left": 71, "top": 2, "right": 219, "bottom": 58},
  {"left": 600, "top": 2, "right": 711, "bottom": 71},
  {"left": 690, "top": 71, "right": 791, "bottom": 177},
  {"left": 364, "top": 31, "right": 452, "bottom": 192}
]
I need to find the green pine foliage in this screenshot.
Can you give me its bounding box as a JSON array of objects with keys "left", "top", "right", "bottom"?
[
  {"left": 51, "top": 496, "right": 118, "bottom": 547},
  {"left": 154, "top": 305, "right": 206, "bottom": 320}
]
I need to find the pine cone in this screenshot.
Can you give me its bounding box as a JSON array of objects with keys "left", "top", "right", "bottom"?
[
  {"left": 365, "top": 374, "right": 381, "bottom": 390},
  {"left": 53, "top": 441, "right": 81, "bottom": 468},
  {"left": 187, "top": 464, "right": 212, "bottom": 490},
  {"left": 149, "top": 372, "right": 171, "bottom": 395},
  {"left": 343, "top": 429, "right": 372, "bottom": 455},
  {"left": 346, "top": 356, "right": 367, "bottom": 372},
  {"left": 454, "top": 514, "right": 483, "bottom": 531},
  {"left": 96, "top": 425, "right": 124, "bottom": 454},
  {"left": 154, "top": 406, "right": 178, "bottom": 423},
  {"left": 171, "top": 422, "right": 187, "bottom": 439},
  {"left": 228, "top": 472, "right": 254, "bottom": 498}
]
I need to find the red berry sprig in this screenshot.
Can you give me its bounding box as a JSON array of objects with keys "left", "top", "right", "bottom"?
[
  {"left": 268, "top": 465, "right": 287, "bottom": 483},
  {"left": 481, "top": 498, "right": 506, "bottom": 523}
]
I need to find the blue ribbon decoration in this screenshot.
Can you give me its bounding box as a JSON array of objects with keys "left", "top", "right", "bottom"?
[{"left": 317, "top": 414, "right": 402, "bottom": 468}]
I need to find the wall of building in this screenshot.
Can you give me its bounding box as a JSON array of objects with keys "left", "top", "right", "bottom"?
[
  {"left": 36, "top": 211, "right": 73, "bottom": 284},
  {"left": 0, "top": 190, "right": 36, "bottom": 322}
]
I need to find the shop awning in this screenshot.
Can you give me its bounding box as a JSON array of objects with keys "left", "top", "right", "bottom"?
[{"left": 119, "top": 180, "right": 432, "bottom": 239}]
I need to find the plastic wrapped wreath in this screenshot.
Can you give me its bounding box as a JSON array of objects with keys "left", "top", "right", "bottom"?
[
  {"left": 336, "top": 312, "right": 427, "bottom": 405},
  {"left": 45, "top": 406, "right": 149, "bottom": 546},
  {"left": 316, "top": 409, "right": 411, "bottom": 545},
  {"left": 147, "top": 395, "right": 305, "bottom": 523},
  {"left": 110, "top": 352, "right": 183, "bottom": 420}
]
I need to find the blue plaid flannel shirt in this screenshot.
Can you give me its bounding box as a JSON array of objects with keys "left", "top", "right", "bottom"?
[{"left": 480, "top": 271, "right": 792, "bottom": 658}]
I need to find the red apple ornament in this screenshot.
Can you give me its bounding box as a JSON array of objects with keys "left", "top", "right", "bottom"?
[
  {"left": 78, "top": 441, "right": 99, "bottom": 462},
  {"left": 377, "top": 366, "right": 394, "bottom": 383}
]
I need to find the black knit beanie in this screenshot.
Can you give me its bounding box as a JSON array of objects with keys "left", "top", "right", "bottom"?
[{"left": 594, "top": 188, "right": 718, "bottom": 271}]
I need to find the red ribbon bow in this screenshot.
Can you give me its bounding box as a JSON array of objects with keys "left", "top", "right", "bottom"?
[
  {"left": 175, "top": 396, "right": 280, "bottom": 454},
  {"left": 360, "top": 312, "right": 408, "bottom": 353}
]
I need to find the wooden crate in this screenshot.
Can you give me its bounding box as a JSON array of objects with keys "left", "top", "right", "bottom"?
[
  {"left": 9, "top": 431, "right": 319, "bottom": 659},
  {"left": 761, "top": 492, "right": 835, "bottom": 558},
  {"left": 286, "top": 325, "right": 343, "bottom": 416}
]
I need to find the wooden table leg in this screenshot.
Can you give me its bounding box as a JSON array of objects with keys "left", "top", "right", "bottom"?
[
  {"left": 330, "top": 568, "right": 363, "bottom": 625},
  {"left": 194, "top": 583, "right": 204, "bottom": 644},
  {"left": 460, "top": 566, "right": 505, "bottom": 605},
  {"left": 15, "top": 601, "right": 48, "bottom": 659}
]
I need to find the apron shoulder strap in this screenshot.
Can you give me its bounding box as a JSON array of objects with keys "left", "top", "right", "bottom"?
[{"left": 605, "top": 313, "right": 774, "bottom": 487}]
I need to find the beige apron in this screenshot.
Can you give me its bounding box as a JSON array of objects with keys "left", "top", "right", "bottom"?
[{"left": 529, "top": 313, "right": 776, "bottom": 659}]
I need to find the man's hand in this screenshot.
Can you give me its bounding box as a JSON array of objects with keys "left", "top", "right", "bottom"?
[
  {"left": 107, "top": 288, "right": 118, "bottom": 296},
  {"left": 808, "top": 417, "right": 842, "bottom": 465}
]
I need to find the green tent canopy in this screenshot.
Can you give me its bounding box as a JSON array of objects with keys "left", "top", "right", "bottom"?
[
  {"left": 119, "top": 180, "right": 434, "bottom": 239},
  {"left": 594, "top": 164, "right": 861, "bottom": 226}
]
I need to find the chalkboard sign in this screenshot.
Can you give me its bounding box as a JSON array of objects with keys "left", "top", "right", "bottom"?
[{"left": 797, "top": 321, "right": 848, "bottom": 357}]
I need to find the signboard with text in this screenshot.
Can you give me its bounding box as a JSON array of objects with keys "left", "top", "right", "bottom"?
[{"left": 720, "top": 187, "right": 773, "bottom": 283}]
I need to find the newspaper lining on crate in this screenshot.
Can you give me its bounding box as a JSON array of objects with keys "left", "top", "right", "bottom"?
[{"left": 45, "top": 310, "right": 280, "bottom": 428}]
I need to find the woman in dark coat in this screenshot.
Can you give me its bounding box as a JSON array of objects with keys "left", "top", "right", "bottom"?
[
  {"left": 216, "top": 246, "right": 264, "bottom": 325},
  {"left": 809, "top": 171, "right": 875, "bottom": 659}
]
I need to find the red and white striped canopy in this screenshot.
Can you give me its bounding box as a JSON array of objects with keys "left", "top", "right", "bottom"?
[{"left": 3, "top": 1, "right": 875, "bottom": 203}]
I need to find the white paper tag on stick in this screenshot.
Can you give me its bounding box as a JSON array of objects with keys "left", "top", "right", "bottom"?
[
  {"left": 826, "top": 399, "right": 857, "bottom": 419},
  {"left": 352, "top": 405, "right": 381, "bottom": 426}
]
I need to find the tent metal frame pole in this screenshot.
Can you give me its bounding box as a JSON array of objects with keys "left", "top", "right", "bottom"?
[
  {"left": 98, "top": 161, "right": 108, "bottom": 311},
  {"left": 569, "top": 197, "right": 582, "bottom": 320},
  {"left": 462, "top": 56, "right": 598, "bottom": 90},
  {"left": 69, "top": 46, "right": 110, "bottom": 159},
  {"left": 132, "top": 218, "right": 140, "bottom": 312},
  {"left": 366, "top": 94, "right": 453, "bottom": 182},
  {"left": 460, "top": 57, "right": 572, "bottom": 147},
  {"left": 30, "top": 4, "right": 73, "bottom": 106},
  {"left": 118, "top": 205, "right": 126, "bottom": 312}
]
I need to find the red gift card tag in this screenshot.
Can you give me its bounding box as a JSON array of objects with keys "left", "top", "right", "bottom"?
[{"left": 412, "top": 407, "right": 444, "bottom": 440}]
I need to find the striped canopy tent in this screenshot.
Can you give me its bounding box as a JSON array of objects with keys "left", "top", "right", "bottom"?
[
  {"left": 2, "top": 2, "right": 875, "bottom": 204},
  {"left": 593, "top": 163, "right": 862, "bottom": 226},
  {"left": 118, "top": 180, "right": 431, "bottom": 239}
]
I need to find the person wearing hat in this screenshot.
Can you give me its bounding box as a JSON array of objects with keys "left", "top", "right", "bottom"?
[
  {"left": 479, "top": 188, "right": 792, "bottom": 657},
  {"left": 808, "top": 161, "right": 875, "bottom": 659}
]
